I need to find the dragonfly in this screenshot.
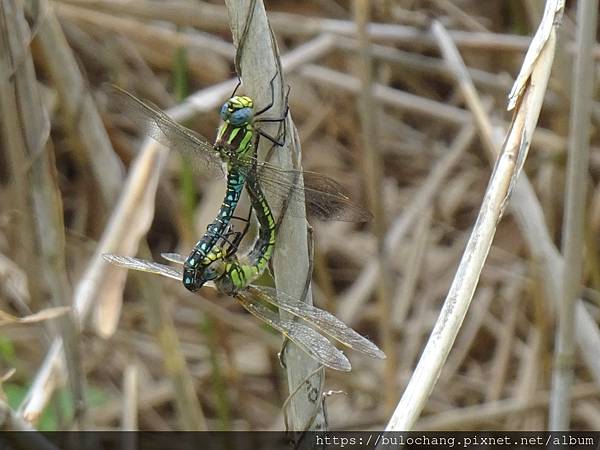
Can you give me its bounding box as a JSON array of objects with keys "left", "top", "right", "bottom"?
[
  {"left": 108, "top": 77, "right": 371, "bottom": 293},
  {"left": 104, "top": 163, "right": 385, "bottom": 370}
]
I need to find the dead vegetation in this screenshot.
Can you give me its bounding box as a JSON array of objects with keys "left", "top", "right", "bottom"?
[{"left": 0, "top": 0, "right": 599, "bottom": 432}]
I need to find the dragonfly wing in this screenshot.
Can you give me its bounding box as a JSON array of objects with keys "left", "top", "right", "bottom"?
[
  {"left": 107, "top": 85, "right": 224, "bottom": 176},
  {"left": 302, "top": 171, "right": 373, "bottom": 222},
  {"left": 235, "top": 291, "right": 351, "bottom": 371},
  {"left": 102, "top": 254, "right": 183, "bottom": 281},
  {"left": 252, "top": 163, "right": 372, "bottom": 222},
  {"left": 249, "top": 286, "right": 386, "bottom": 360},
  {"left": 161, "top": 252, "right": 186, "bottom": 265}
]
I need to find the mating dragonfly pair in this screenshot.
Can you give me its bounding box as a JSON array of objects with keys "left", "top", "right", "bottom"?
[{"left": 103, "top": 77, "right": 385, "bottom": 371}]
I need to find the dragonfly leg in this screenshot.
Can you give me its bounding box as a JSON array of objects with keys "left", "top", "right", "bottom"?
[
  {"left": 257, "top": 129, "right": 285, "bottom": 147},
  {"left": 278, "top": 338, "right": 290, "bottom": 370},
  {"left": 225, "top": 207, "right": 254, "bottom": 258},
  {"left": 210, "top": 225, "right": 245, "bottom": 257},
  {"left": 254, "top": 71, "right": 279, "bottom": 116},
  {"left": 254, "top": 84, "right": 290, "bottom": 123},
  {"left": 254, "top": 112, "right": 287, "bottom": 147},
  {"left": 301, "top": 223, "right": 315, "bottom": 302},
  {"left": 230, "top": 77, "right": 242, "bottom": 97},
  {"left": 222, "top": 231, "right": 244, "bottom": 257},
  {"left": 203, "top": 223, "right": 242, "bottom": 252},
  {"left": 254, "top": 83, "right": 290, "bottom": 148},
  {"left": 234, "top": 206, "right": 254, "bottom": 250}
]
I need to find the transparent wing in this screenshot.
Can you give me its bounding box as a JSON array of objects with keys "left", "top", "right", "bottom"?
[
  {"left": 235, "top": 292, "right": 351, "bottom": 371},
  {"left": 157, "top": 253, "right": 382, "bottom": 359},
  {"left": 252, "top": 166, "right": 373, "bottom": 222},
  {"left": 107, "top": 85, "right": 224, "bottom": 176},
  {"left": 157, "top": 252, "right": 359, "bottom": 369},
  {"left": 161, "top": 252, "right": 186, "bottom": 265},
  {"left": 109, "top": 85, "right": 371, "bottom": 223},
  {"left": 102, "top": 254, "right": 183, "bottom": 281},
  {"left": 248, "top": 286, "right": 385, "bottom": 359}
]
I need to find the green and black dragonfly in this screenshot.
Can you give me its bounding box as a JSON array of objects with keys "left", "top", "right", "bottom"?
[{"left": 109, "top": 79, "right": 370, "bottom": 293}]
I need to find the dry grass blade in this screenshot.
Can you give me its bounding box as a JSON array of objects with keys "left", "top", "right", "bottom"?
[
  {"left": 0, "top": 307, "right": 71, "bottom": 326},
  {"left": 0, "top": 253, "right": 31, "bottom": 313},
  {"left": 353, "top": 0, "right": 395, "bottom": 411},
  {"left": 430, "top": 0, "right": 600, "bottom": 414},
  {"left": 383, "top": 0, "right": 564, "bottom": 432},
  {"left": 508, "top": 1, "right": 565, "bottom": 110},
  {"left": 339, "top": 118, "right": 480, "bottom": 324},
  {"left": 24, "top": 0, "right": 124, "bottom": 207},
  {"left": 2, "top": 0, "right": 88, "bottom": 428},
  {"left": 19, "top": 143, "right": 168, "bottom": 423},
  {"left": 0, "top": 402, "right": 49, "bottom": 443},
  {"left": 224, "top": 0, "right": 326, "bottom": 433},
  {"left": 122, "top": 363, "right": 139, "bottom": 431},
  {"left": 549, "top": 0, "right": 597, "bottom": 429},
  {"left": 62, "top": 0, "right": 534, "bottom": 51},
  {"left": 0, "top": 369, "right": 16, "bottom": 385},
  {"left": 0, "top": 401, "right": 63, "bottom": 449},
  {"left": 299, "top": 64, "right": 471, "bottom": 125},
  {"left": 417, "top": 383, "right": 600, "bottom": 430}
]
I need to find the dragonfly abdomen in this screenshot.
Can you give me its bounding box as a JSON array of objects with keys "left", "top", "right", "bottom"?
[
  {"left": 182, "top": 120, "right": 255, "bottom": 292},
  {"left": 182, "top": 166, "right": 246, "bottom": 292},
  {"left": 244, "top": 175, "right": 276, "bottom": 278},
  {"left": 216, "top": 170, "right": 277, "bottom": 295}
]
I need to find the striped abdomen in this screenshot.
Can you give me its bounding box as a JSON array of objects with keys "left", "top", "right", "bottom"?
[
  {"left": 219, "top": 170, "right": 276, "bottom": 294},
  {"left": 182, "top": 122, "right": 255, "bottom": 292},
  {"left": 183, "top": 166, "right": 245, "bottom": 291}
]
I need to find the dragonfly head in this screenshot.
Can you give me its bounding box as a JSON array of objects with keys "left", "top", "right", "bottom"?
[{"left": 220, "top": 96, "right": 254, "bottom": 126}]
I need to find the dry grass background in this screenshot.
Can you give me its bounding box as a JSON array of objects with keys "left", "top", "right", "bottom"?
[{"left": 0, "top": 0, "right": 599, "bottom": 433}]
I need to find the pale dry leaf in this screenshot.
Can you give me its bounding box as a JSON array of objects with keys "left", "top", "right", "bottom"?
[
  {"left": 508, "top": 0, "right": 565, "bottom": 109},
  {"left": 0, "top": 253, "right": 30, "bottom": 305},
  {"left": 0, "top": 368, "right": 16, "bottom": 403},
  {"left": 0, "top": 306, "right": 71, "bottom": 326},
  {"left": 0, "top": 368, "right": 15, "bottom": 384},
  {"left": 92, "top": 143, "right": 166, "bottom": 338}
]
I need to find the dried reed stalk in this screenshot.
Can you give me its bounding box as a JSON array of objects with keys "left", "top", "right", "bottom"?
[
  {"left": 224, "top": 0, "right": 326, "bottom": 433},
  {"left": 383, "top": 0, "right": 564, "bottom": 432},
  {"left": 549, "top": 0, "right": 598, "bottom": 429},
  {"left": 1, "top": 0, "right": 87, "bottom": 428}
]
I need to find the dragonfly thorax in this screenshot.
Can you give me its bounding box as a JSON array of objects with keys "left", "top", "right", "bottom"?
[
  {"left": 215, "top": 97, "right": 256, "bottom": 161},
  {"left": 219, "top": 96, "right": 254, "bottom": 126}
]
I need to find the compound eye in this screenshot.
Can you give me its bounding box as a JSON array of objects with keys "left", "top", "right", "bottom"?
[
  {"left": 229, "top": 107, "right": 252, "bottom": 126},
  {"left": 219, "top": 102, "right": 229, "bottom": 120}
]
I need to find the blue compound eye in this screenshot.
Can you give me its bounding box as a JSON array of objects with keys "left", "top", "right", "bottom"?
[
  {"left": 229, "top": 107, "right": 253, "bottom": 126},
  {"left": 219, "top": 102, "right": 229, "bottom": 119}
]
